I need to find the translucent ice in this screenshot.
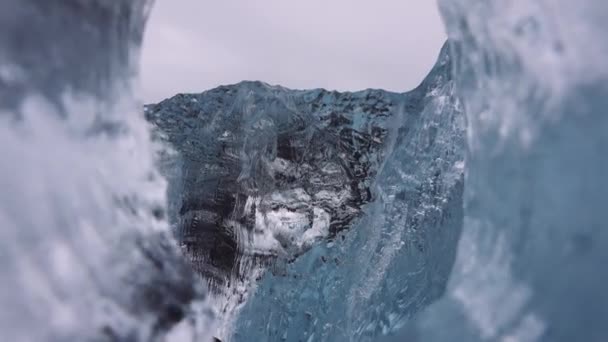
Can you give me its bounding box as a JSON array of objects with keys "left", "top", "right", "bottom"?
[
  {"left": 0, "top": 1, "right": 209, "bottom": 340},
  {"left": 147, "top": 44, "right": 465, "bottom": 341},
  {"left": 387, "top": 1, "right": 608, "bottom": 341}
]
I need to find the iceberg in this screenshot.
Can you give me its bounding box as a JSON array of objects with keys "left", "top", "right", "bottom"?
[
  {"left": 145, "top": 81, "right": 400, "bottom": 283},
  {"left": 233, "top": 44, "right": 464, "bottom": 342},
  {"left": 146, "top": 43, "right": 465, "bottom": 341}
]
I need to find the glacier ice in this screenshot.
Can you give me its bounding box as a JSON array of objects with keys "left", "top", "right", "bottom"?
[
  {"left": 233, "top": 44, "right": 465, "bottom": 342},
  {"left": 145, "top": 81, "right": 412, "bottom": 336},
  {"left": 0, "top": 1, "right": 210, "bottom": 341},
  {"left": 145, "top": 82, "right": 398, "bottom": 282},
  {"left": 3, "top": 0, "right": 608, "bottom": 341},
  {"left": 146, "top": 43, "right": 465, "bottom": 341},
  {"left": 386, "top": 1, "right": 608, "bottom": 341}
]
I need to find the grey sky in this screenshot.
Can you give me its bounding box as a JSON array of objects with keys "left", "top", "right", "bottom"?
[{"left": 141, "top": 1, "right": 446, "bottom": 103}]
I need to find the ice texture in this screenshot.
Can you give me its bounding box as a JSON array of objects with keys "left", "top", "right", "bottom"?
[
  {"left": 0, "top": 1, "right": 210, "bottom": 341},
  {"left": 145, "top": 82, "right": 399, "bottom": 277},
  {"left": 232, "top": 43, "right": 464, "bottom": 342},
  {"left": 146, "top": 81, "right": 408, "bottom": 335},
  {"left": 146, "top": 43, "right": 465, "bottom": 341},
  {"left": 3, "top": 0, "right": 608, "bottom": 341},
  {"left": 385, "top": 1, "right": 608, "bottom": 341}
]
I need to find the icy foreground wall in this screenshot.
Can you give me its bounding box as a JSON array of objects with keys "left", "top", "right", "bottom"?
[
  {"left": 0, "top": 1, "right": 209, "bottom": 341},
  {"left": 386, "top": 1, "right": 608, "bottom": 341}
]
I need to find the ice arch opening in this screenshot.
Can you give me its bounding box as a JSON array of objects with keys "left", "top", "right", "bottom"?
[
  {"left": 3, "top": 0, "right": 607, "bottom": 341},
  {"left": 140, "top": 1, "right": 447, "bottom": 103},
  {"left": 144, "top": 20, "right": 465, "bottom": 342}
]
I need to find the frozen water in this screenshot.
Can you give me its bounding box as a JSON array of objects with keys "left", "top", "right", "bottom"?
[
  {"left": 0, "top": 1, "right": 210, "bottom": 341},
  {"left": 147, "top": 44, "right": 465, "bottom": 341},
  {"left": 3, "top": 1, "right": 608, "bottom": 341},
  {"left": 233, "top": 44, "right": 464, "bottom": 342},
  {"left": 386, "top": 1, "right": 608, "bottom": 341},
  {"left": 146, "top": 81, "right": 412, "bottom": 337}
]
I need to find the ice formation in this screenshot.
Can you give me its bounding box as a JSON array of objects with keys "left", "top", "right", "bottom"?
[
  {"left": 0, "top": 1, "right": 210, "bottom": 341},
  {"left": 2, "top": 0, "right": 608, "bottom": 341},
  {"left": 146, "top": 43, "right": 464, "bottom": 341},
  {"left": 386, "top": 1, "right": 608, "bottom": 341},
  {"left": 145, "top": 82, "right": 398, "bottom": 282}
]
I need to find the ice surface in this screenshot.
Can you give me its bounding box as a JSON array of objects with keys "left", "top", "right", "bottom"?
[
  {"left": 4, "top": 1, "right": 607, "bottom": 341},
  {"left": 146, "top": 82, "right": 401, "bottom": 271},
  {"left": 0, "top": 1, "right": 210, "bottom": 341},
  {"left": 233, "top": 44, "right": 465, "bottom": 342},
  {"left": 386, "top": 1, "right": 608, "bottom": 341},
  {"left": 146, "top": 81, "right": 409, "bottom": 336},
  {"left": 146, "top": 44, "right": 465, "bottom": 341}
]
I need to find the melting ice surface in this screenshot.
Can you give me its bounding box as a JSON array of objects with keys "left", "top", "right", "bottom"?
[
  {"left": 149, "top": 0, "right": 607, "bottom": 340},
  {"left": 231, "top": 46, "right": 465, "bottom": 341},
  {"left": 146, "top": 43, "right": 464, "bottom": 341},
  {"left": 2, "top": 0, "right": 608, "bottom": 342},
  {"left": 0, "top": 1, "right": 211, "bottom": 341},
  {"left": 386, "top": 1, "right": 608, "bottom": 341}
]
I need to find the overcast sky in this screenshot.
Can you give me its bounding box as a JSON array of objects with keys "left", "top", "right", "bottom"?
[{"left": 141, "top": 1, "right": 446, "bottom": 103}]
